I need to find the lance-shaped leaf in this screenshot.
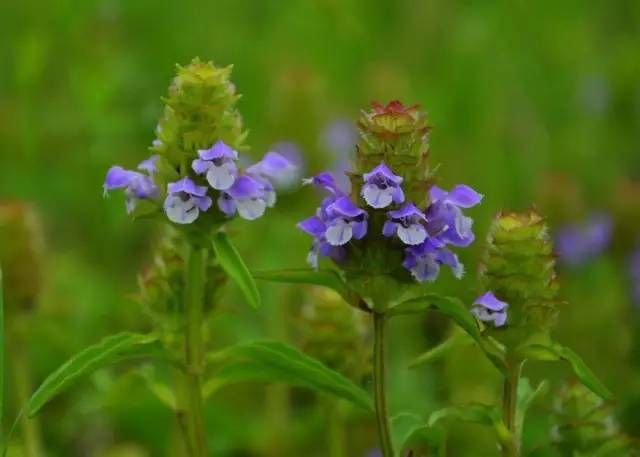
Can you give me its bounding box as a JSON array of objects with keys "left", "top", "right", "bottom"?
[
  {"left": 389, "top": 294, "right": 506, "bottom": 372},
  {"left": 212, "top": 231, "right": 261, "bottom": 309},
  {"left": 252, "top": 268, "right": 359, "bottom": 307},
  {"left": 391, "top": 412, "right": 446, "bottom": 457},
  {"left": 428, "top": 403, "right": 511, "bottom": 446},
  {"left": 409, "top": 332, "right": 474, "bottom": 369},
  {"left": 515, "top": 378, "right": 548, "bottom": 439},
  {"left": 28, "top": 332, "right": 164, "bottom": 416},
  {"left": 521, "top": 342, "right": 612, "bottom": 401},
  {"left": 207, "top": 340, "right": 373, "bottom": 411}
]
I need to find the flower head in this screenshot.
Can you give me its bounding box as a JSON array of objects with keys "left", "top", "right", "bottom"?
[
  {"left": 383, "top": 203, "right": 427, "bottom": 245},
  {"left": 323, "top": 196, "right": 368, "bottom": 246},
  {"left": 164, "top": 177, "right": 212, "bottom": 224},
  {"left": 471, "top": 292, "right": 509, "bottom": 327},
  {"left": 426, "top": 184, "right": 483, "bottom": 247},
  {"left": 402, "top": 238, "right": 463, "bottom": 282},
  {"left": 361, "top": 162, "right": 405, "bottom": 209},
  {"left": 104, "top": 155, "right": 160, "bottom": 213},
  {"left": 192, "top": 140, "right": 239, "bottom": 190}
]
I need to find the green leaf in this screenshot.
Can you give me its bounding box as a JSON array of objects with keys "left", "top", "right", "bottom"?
[
  {"left": 28, "top": 332, "right": 162, "bottom": 416},
  {"left": 391, "top": 412, "right": 445, "bottom": 457},
  {"left": 408, "top": 332, "right": 473, "bottom": 369},
  {"left": 522, "top": 342, "right": 612, "bottom": 401},
  {"left": 212, "top": 231, "right": 261, "bottom": 309},
  {"left": 390, "top": 294, "right": 506, "bottom": 372},
  {"left": 252, "top": 268, "right": 358, "bottom": 307},
  {"left": 207, "top": 340, "right": 373, "bottom": 411},
  {"left": 428, "top": 403, "right": 510, "bottom": 446},
  {"left": 0, "top": 269, "right": 4, "bottom": 423},
  {"left": 515, "top": 378, "right": 548, "bottom": 438}
]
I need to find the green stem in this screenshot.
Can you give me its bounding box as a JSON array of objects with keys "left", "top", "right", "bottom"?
[
  {"left": 326, "top": 397, "right": 346, "bottom": 457},
  {"left": 502, "top": 359, "right": 522, "bottom": 457},
  {"left": 373, "top": 312, "right": 394, "bottom": 457},
  {"left": 177, "top": 245, "right": 208, "bottom": 457}
]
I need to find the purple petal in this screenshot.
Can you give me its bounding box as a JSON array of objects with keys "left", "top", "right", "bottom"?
[
  {"left": 388, "top": 202, "right": 426, "bottom": 221},
  {"left": 217, "top": 194, "right": 236, "bottom": 216},
  {"left": 128, "top": 175, "right": 159, "bottom": 199},
  {"left": 138, "top": 155, "right": 159, "bottom": 174},
  {"left": 104, "top": 166, "right": 138, "bottom": 191},
  {"left": 226, "top": 175, "right": 263, "bottom": 199},
  {"left": 428, "top": 185, "right": 448, "bottom": 203},
  {"left": 197, "top": 140, "right": 238, "bottom": 161},
  {"left": 396, "top": 223, "right": 427, "bottom": 245},
  {"left": 164, "top": 194, "right": 200, "bottom": 224},
  {"left": 363, "top": 162, "right": 403, "bottom": 185},
  {"left": 351, "top": 219, "right": 368, "bottom": 240},
  {"left": 446, "top": 185, "right": 483, "bottom": 208},
  {"left": 298, "top": 216, "right": 326, "bottom": 238},
  {"left": 303, "top": 171, "right": 342, "bottom": 195},
  {"left": 206, "top": 161, "right": 237, "bottom": 190},
  {"left": 193, "top": 195, "right": 213, "bottom": 212},
  {"left": 362, "top": 183, "right": 394, "bottom": 209},
  {"left": 474, "top": 292, "right": 508, "bottom": 312},
  {"left": 325, "top": 219, "right": 353, "bottom": 246},
  {"left": 382, "top": 220, "right": 397, "bottom": 237},
  {"left": 326, "top": 196, "right": 366, "bottom": 219},
  {"left": 192, "top": 158, "right": 212, "bottom": 174},
  {"left": 167, "top": 177, "right": 208, "bottom": 197}
]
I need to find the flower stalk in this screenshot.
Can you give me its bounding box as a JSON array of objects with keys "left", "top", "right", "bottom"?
[
  {"left": 373, "top": 312, "right": 394, "bottom": 457},
  {"left": 177, "top": 244, "right": 208, "bottom": 456},
  {"left": 501, "top": 358, "right": 523, "bottom": 457}
]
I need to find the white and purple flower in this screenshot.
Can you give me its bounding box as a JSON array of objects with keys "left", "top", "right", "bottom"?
[
  {"left": 103, "top": 155, "right": 160, "bottom": 213},
  {"left": 192, "top": 140, "right": 239, "bottom": 190},
  {"left": 471, "top": 292, "right": 509, "bottom": 327},
  {"left": 163, "top": 177, "right": 212, "bottom": 224},
  {"left": 402, "top": 238, "right": 463, "bottom": 282},
  {"left": 361, "top": 162, "right": 405, "bottom": 209},
  {"left": 425, "top": 184, "right": 483, "bottom": 247},
  {"left": 217, "top": 175, "right": 272, "bottom": 221},
  {"left": 383, "top": 203, "right": 428, "bottom": 245},
  {"left": 323, "top": 196, "right": 368, "bottom": 246}
]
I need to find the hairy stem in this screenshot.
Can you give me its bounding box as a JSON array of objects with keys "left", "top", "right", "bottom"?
[
  {"left": 502, "top": 359, "right": 522, "bottom": 457},
  {"left": 373, "top": 312, "right": 394, "bottom": 457},
  {"left": 177, "top": 245, "right": 208, "bottom": 457}
]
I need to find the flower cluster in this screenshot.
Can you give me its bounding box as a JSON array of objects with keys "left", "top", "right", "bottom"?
[
  {"left": 298, "top": 161, "right": 482, "bottom": 283},
  {"left": 104, "top": 142, "right": 295, "bottom": 224}
]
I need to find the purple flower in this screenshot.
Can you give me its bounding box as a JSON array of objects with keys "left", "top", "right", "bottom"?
[
  {"left": 298, "top": 214, "right": 347, "bottom": 268},
  {"left": 628, "top": 248, "right": 640, "bottom": 307},
  {"left": 103, "top": 155, "right": 160, "bottom": 213},
  {"left": 247, "top": 151, "right": 298, "bottom": 191},
  {"left": 266, "top": 142, "right": 304, "bottom": 189},
  {"left": 218, "top": 175, "right": 271, "bottom": 220},
  {"left": 425, "top": 184, "right": 483, "bottom": 247},
  {"left": 163, "top": 177, "right": 212, "bottom": 224},
  {"left": 402, "top": 238, "right": 463, "bottom": 282},
  {"left": 323, "top": 196, "right": 368, "bottom": 246},
  {"left": 361, "top": 162, "right": 405, "bottom": 209},
  {"left": 303, "top": 171, "right": 346, "bottom": 196},
  {"left": 471, "top": 292, "right": 508, "bottom": 327},
  {"left": 555, "top": 213, "right": 612, "bottom": 266},
  {"left": 383, "top": 203, "right": 428, "bottom": 245},
  {"left": 192, "top": 140, "right": 239, "bottom": 190}
]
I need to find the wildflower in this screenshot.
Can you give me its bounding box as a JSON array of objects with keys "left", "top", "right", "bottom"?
[
  {"left": 164, "top": 177, "right": 212, "bottom": 224},
  {"left": 555, "top": 213, "right": 612, "bottom": 266},
  {"left": 192, "top": 140, "right": 239, "bottom": 190},
  {"left": 247, "top": 151, "right": 297, "bottom": 192},
  {"left": 266, "top": 142, "right": 304, "bottom": 189},
  {"left": 383, "top": 203, "right": 427, "bottom": 245},
  {"left": 217, "top": 175, "right": 271, "bottom": 220},
  {"left": 426, "top": 184, "right": 483, "bottom": 247},
  {"left": 323, "top": 196, "right": 368, "bottom": 246},
  {"left": 402, "top": 238, "right": 463, "bottom": 282},
  {"left": 303, "top": 171, "right": 345, "bottom": 195},
  {"left": 471, "top": 292, "right": 509, "bottom": 327},
  {"left": 104, "top": 156, "right": 159, "bottom": 213},
  {"left": 361, "top": 162, "right": 405, "bottom": 209}
]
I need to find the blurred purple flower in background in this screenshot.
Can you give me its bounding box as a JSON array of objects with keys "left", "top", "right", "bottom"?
[
  {"left": 265, "top": 141, "right": 304, "bottom": 190},
  {"left": 320, "top": 118, "right": 358, "bottom": 160},
  {"left": 365, "top": 449, "right": 382, "bottom": 457},
  {"left": 555, "top": 213, "right": 612, "bottom": 266},
  {"left": 628, "top": 247, "right": 640, "bottom": 307}
]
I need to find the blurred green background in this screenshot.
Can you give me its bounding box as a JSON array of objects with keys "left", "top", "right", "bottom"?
[{"left": 1, "top": 0, "right": 640, "bottom": 455}]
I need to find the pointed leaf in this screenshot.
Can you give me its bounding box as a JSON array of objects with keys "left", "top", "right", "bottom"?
[
  {"left": 212, "top": 231, "right": 261, "bottom": 309},
  {"left": 208, "top": 340, "right": 373, "bottom": 411},
  {"left": 252, "top": 268, "right": 358, "bottom": 307},
  {"left": 409, "top": 332, "right": 473, "bottom": 369},
  {"left": 515, "top": 378, "right": 548, "bottom": 438},
  {"left": 391, "top": 412, "right": 446, "bottom": 456},
  {"left": 28, "top": 332, "right": 163, "bottom": 416},
  {"left": 390, "top": 294, "right": 506, "bottom": 372},
  {"left": 521, "top": 342, "right": 612, "bottom": 400}
]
